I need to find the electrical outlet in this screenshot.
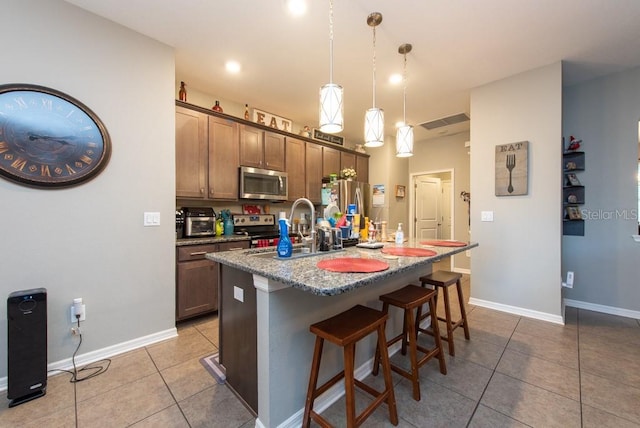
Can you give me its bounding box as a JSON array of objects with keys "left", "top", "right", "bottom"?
[
  {"left": 70, "top": 298, "right": 86, "bottom": 322},
  {"left": 567, "top": 271, "right": 574, "bottom": 286}
]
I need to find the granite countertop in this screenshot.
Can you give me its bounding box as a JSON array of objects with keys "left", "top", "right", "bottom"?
[
  {"left": 207, "top": 239, "right": 478, "bottom": 296},
  {"left": 176, "top": 235, "right": 251, "bottom": 247}
]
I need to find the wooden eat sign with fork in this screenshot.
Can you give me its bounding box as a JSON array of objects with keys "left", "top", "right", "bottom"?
[{"left": 495, "top": 141, "right": 528, "bottom": 196}]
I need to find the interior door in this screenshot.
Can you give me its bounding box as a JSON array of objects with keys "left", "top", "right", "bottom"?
[
  {"left": 440, "top": 180, "right": 452, "bottom": 239},
  {"left": 415, "top": 176, "right": 441, "bottom": 239}
]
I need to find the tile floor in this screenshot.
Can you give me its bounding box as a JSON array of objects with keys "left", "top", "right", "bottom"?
[{"left": 1, "top": 272, "right": 640, "bottom": 427}]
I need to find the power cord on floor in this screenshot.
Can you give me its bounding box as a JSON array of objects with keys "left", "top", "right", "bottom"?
[{"left": 47, "top": 317, "right": 112, "bottom": 428}]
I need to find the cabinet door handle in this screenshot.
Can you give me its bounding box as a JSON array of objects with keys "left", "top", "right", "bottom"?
[
  {"left": 227, "top": 247, "right": 245, "bottom": 251},
  {"left": 189, "top": 251, "right": 208, "bottom": 256}
]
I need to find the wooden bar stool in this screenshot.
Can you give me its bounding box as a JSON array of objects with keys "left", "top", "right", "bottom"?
[
  {"left": 372, "top": 285, "right": 447, "bottom": 401},
  {"left": 302, "top": 304, "right": 398, "bottom": 428},
  {"left": 419, "top": 271, "right": 470, "bottom": 356}
]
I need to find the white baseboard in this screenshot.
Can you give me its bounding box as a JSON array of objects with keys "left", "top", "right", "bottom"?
[
  {"left": 564, "top": 298, "right": 640, "bottom": 320},
  {"left": 0, "top": 327, "right": 177, "bottom": 392},
  {"left": 468, "top": 297, "right": 564, "bottom": 325}
]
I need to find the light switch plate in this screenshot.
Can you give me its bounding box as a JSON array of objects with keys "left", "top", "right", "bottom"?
[
  {"left": 143, "top": 212, "right": 161, "bottom": 226},
  {"left": 481, "top": 211, "right": 494, "bottom": 222}
]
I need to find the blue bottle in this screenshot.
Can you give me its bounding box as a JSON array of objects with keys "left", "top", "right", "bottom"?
[{"left": 277, "top": 218, "right": 293, "bottom": 258}]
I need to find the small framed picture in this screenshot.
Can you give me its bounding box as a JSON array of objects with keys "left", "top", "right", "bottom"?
[
  {"left": 565, "top": 206, "right": 582, "bottom": 220},
  {"left": 395, "top": 185, "right": 406, "bottom": 198},
  {"left": 565, "top": 173, "right": 581, "bottom": 186}
]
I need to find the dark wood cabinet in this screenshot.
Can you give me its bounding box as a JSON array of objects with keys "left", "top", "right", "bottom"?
[
  {"left": 341, "top": 152, "right": 356, "bottom": 173},
  {"left": 176, "top": 244, "right": 218, "bottom": 320},
  {"left": 356, "top": 154, "right": 369, "bottom": 183},
  {"left": 322, "top": 145, "right": 341, "bottom": 178},
  {"left": 286, "top": 137, "right": 306, "bottom": 201},
  {"left": 176, "top": 106, "right": 207, "bottom": 198},
  {"left": 208, "top": 116, "right": 240, "bottom": 200},
  {"left": 176, "top": 241, "right": 249, "bottom": 321},
  {"left": 240, "top": 125, "right": 285, "bottom": 171},
  {"left": 306, "top": 143, "right": 323, "bottom": 204},
  {"left": 219, "top": 264, "right": 258, "bottom": 413}
]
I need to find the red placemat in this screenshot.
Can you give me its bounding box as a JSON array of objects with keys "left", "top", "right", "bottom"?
[
  {"left": 381, "top": 247, "right": 437, "bottom": 257},
  {"left": 420, "top": 240, "right": 467, "bottom": 247},
  {"left": 317, "top": 258, "right": 389, "bottom": 273}
]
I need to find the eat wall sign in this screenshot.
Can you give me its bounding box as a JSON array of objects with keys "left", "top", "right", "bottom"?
[{"left": 251, "top": 108, "right": 292, "bottom": 133}]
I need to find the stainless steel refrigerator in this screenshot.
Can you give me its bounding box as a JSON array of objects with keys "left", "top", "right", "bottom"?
[{"left": 321, "top": 179, "right": 370, "bottom": 218}]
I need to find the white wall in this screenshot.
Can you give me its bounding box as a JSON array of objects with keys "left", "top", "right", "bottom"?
[
  {"left": 470, "top": 62, "right": 563, "bottom": 322},
  {"left": 562, "top": 66, "right": 640, "bottom": 314},
  {"left": 0, "top": 0, "right": 176, "bottom": 380}
]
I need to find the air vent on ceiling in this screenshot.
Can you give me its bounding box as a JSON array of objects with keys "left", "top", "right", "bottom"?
[{"left": 419, "top": 113, "right": 470, "bottom": 130}]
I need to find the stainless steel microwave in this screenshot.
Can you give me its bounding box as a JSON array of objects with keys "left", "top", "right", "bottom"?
[{"left": 239, "top": 166, "right": 288, "bottom": 201}]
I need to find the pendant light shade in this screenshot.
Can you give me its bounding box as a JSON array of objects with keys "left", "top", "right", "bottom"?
[
  {"left": 319, "top": 0, "right": 343, "bottom": 134},
  {"left": 319, "top": 83, "right": 343, "bottom": 133},
  {"left": 364, "top": 107, "right": 384, "bottom": 147},
  {"left": 364, "top": 12, "right": 384, "bottom": 147},
  {"left": 396, "top": 124, "right": 414, "bottom": 157},
  {"left": 396, "top": 43, "right": 414, "bottom": 157}
]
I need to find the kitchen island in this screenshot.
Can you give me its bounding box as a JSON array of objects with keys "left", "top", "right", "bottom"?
[{"left": 207, "top": 239, "right": 477, "bottom": 428}]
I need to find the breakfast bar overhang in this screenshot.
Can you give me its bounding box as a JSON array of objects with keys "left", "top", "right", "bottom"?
[{"left": 207, "top": 240, "right": 478, "bottom": 428}]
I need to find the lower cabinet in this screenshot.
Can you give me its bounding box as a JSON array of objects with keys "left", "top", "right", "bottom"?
[{"left": 176, "top": 241, "right": 249, "bottom": 321}]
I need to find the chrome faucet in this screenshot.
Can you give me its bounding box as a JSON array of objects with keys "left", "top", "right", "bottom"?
[{"left": 289, "top": 198, "right": 316, "bottom": 253}]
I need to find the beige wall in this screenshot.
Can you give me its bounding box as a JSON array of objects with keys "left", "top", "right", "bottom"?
[
  {"left": 0, "top": 0, "right": 176, "bottom": 381},
  {"left": 470, "top": 62, "right": 563, "bottom": 322}
]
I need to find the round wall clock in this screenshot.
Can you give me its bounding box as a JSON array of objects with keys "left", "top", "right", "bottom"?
[{"left": 0, "top": 83, "right": 111, "bottom": 188}]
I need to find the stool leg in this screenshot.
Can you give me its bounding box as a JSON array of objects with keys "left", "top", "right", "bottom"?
[
  {"left": 303, "top": 337, "right": 324, "bottom": 428},
  {"left": 441, "top": 285, "right": 456, "bottom": 356},
  {"left": 376, "top": 323, "right": 399, "bottom": 426},
  {"left": 456, "top": 279, "right": 471, "bottom": 340},
  {"left": 429, "top": 296, "right": 447, "bottom": 375},
  {"left": 343, "top": 342, "right": 357, "bottom": 428},
  {"left": 372, "top": 302, "right": 389, "bottom": 377},
  {"left": 405, "top": 307, "right": 421, "bottom": 401},
  {"left": 401, "top": 309, "right": 409, "bottom": 355}
]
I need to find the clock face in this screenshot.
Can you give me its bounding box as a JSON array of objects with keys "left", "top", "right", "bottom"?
[{"left": 0, "top": 84, "right": 111, "bottom": 188}]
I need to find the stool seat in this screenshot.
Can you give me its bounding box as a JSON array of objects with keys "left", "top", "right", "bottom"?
[
  {"left": 373, "top": 285, "right": 446, "bottom": 401},
  {"left": 419, "top": 271, "right": 470, "bottom": 356},
  {"left": 303, "top": 305, "right": 398, "bottom": 427}
]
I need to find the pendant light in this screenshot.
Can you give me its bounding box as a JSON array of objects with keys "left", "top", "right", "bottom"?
[
  {"left": 364, "top": 12, "right": 384, "bottom": 147},
  {"left": 319, "top": 0, "right": 343, "bottom": 134},
  {"left": 396, "top": 43, "right": 414, "bottom": 157}
]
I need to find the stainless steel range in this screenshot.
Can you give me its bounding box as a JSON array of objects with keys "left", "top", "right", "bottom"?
[{"left": 232, "top": 214, "right": 282, "bottom": 248}]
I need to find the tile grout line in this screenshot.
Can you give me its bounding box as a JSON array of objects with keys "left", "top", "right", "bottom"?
[
  {"left": 577, "top": 309, "right": 584, "bottom": 428},
  {"left": 464, "top": 316, "right": 525, "bottom": 427},
  {"left": 143, "top": 346, "right": 194, "bottom": 428}
]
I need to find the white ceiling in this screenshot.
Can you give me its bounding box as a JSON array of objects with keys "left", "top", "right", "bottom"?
[{"left": 65, "top": 0, "right": 640, "bottom": 144}]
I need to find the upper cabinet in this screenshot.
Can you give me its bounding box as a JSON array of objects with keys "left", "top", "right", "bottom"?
[
  {"left": 306, "top": 143, "right": 323, "bottom": 204},
  {"left": 240, "top": 125, "right": 285, "bottom": 171},
  {"left": 286, "top": 137, "right": 306, "bottom": 201},
  {"left": 175, "top": 102, "right": 369, "bottom": 202},
  {"left": 322, "top": 146, "right": 341, "bottom": 178},
  {"left": 176, "top": 106, "right": 208, "bottom": 199},
  {"left": 208, "top": 116, "right": 240, "bottom": 200},
  {"left": 355, "top": 154, "right": 369, "bottom": 183}
]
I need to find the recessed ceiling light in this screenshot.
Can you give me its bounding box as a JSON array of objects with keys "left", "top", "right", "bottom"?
[
  {"left": 389, "top": 73, "right": 402, "bottom": 85},
  {"left": 225, "top": 60, "right": 241, "bottom": 74},
  {"left": 286, "top": 0, "right": 307, "bottom": 16}
]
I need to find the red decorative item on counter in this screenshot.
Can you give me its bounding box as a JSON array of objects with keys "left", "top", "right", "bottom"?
[
  {"left": 420, "top": 240, "right": 467, "bottom": 247},
  {"left": 317, "top": 258, "right": 389, "bottom": 273},
  {"left": 381, "top": 247, "right": 437, "bottom": 257}
]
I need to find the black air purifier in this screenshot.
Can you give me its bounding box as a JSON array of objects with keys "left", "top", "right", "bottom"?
[{"left": 7, "top": 288, "right": 47, "bottom": 407}]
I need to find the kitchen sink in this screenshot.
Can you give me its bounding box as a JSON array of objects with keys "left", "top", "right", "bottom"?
[{"left": 249, "top": 247, "right": 344, "bottom": 260}]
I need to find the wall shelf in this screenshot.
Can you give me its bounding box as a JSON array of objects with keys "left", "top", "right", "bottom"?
[{"left": 562, "top": 151, "right": 585, "bottom": 236}]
